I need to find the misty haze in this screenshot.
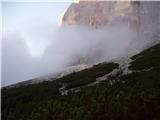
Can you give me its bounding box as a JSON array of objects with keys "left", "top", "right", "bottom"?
[
  {"left": 2, "top": 1, "right": 160, "bottom": 120},
  {"left": 2, "top": 2, "right": 134, "bottom": 86},
  {"left": 2, "top": 1, "right": 159, "bottom": 87}
]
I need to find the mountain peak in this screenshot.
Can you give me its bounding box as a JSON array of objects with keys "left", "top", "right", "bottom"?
[{"left": 61, "top": 1, "right": 140, "bottom": 29}]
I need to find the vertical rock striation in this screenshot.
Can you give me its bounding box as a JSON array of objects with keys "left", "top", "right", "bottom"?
[
  {"left": 60, "top": 1, "right": 160, "bottom": 65},
  {"left": 61, "top": 1, "right": 140, "bottom": 29}
]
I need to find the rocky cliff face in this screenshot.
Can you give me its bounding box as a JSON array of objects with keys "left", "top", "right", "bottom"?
[
  {"left": 61, "top": 1, "right": 160, "bottom": 34},
  {"left": 138, "top": 2, "right": 160, "bottom": 42},
  {"left": 60, "top": 1, "right": 160, "bottom": 65},
  {"left": 61, "top": 1, "right": 140, "bottom": 29}
]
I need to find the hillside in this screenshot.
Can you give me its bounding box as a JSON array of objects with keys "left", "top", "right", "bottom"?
[{"left": 2, "top": 43, "right": 160, "bottom": 120}]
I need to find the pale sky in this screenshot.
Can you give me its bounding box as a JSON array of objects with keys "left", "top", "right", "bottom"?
[
  {"left": 2, "top": 0, "right": 75, "bottom": 2},
  {"left": 2, "top": 2, "right": 72, "bottom": 57},
  {"left": 1, "top": 1, "right": 74, "bottom": 86}
]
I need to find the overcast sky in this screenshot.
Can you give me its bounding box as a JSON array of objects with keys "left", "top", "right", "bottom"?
[
  {"left": 1, "top": 1, "right": 73, "bottom": 86},
  {"left": 2, "top": 0, "right": 74, "bottom": 2},
  {"left": 2, "top": 2, "right": 72, "bottom": 57}
]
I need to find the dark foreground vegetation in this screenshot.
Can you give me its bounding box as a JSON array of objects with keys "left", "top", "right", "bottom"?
[{"left": 2, "top": 43, "right": 160, "bottom": 120}]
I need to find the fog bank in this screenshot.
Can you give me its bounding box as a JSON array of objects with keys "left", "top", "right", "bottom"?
[
  {"left": 2, "top": 2, "right": 160, "bottom": 87},
  {"left": 2, "top": 24, "right": 136, "bottom": 86}
]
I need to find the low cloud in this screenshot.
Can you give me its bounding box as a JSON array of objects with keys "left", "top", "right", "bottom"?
[{"left": 2, "top": 23, "right": 139, "bottom": 86}]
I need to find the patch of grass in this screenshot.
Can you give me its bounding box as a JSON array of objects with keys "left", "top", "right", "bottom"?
[
  {"left": 129, "top": 43, "right": 160, "bottom": 70},
  {"left": 1, "top": 81, "right": 61, "bottom": 120},
  {"left": 1, "top": 62, "right": 118, "bottom": 120},
  {"left": 57, "top": 62, "right": 119, "bottom": 89},
  {"left": 28, "top": 67, "right": 160, "bottom": 120}
]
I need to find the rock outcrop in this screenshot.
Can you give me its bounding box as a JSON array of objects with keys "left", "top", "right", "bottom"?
[
  {"left": 60, "top": 1, "right": 160, "bottom": 65},
  {"left": 61, "top": 1, "right": 140, "bottom": 29},
  {"left": 61, "top": 1, "right": 160, "bottom": 34}
]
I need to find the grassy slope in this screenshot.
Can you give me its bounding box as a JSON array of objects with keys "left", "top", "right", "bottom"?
[
  {"left": 2, "top": 62, "right": 118, "bottom": 120},
  {"left": 2, "top": 43, "right": 160, "bottom": 120}
]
